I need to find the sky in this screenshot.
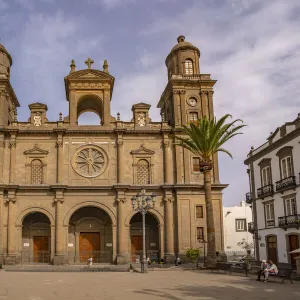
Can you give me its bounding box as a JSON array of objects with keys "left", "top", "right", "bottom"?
[{"left": 0, "top": 0, "right": 300, "bottom": 207}]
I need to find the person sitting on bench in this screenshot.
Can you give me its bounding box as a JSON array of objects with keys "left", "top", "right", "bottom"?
[
  {"left": 256, "top": 260, "right": 268, "bottom": 281},
  {"left": 263, "top": 260, "right": 278, "bottom": 282}
]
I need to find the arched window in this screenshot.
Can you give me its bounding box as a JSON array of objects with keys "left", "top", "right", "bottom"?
[
  {"left": 31, "top": 159, "right": 43, "bottom": 184},
  {"left": 189, "top": 112, "right": 198, "bottom": 125},
  {"left": 185, "top": 59, "right": 194, "bottom": 75},
  {"left": 136, "top": 159, "right": 150, "bottom": 185}
]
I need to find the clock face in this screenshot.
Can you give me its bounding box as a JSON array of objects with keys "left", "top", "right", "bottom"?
[{"left": 187, "top": 98, "right": 197, "bottom": 107}]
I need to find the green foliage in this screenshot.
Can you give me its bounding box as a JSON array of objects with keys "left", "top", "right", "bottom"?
[
  {"left": 173, "top": 114, "right": 246, "bottom": 162},
  {"left": 185, "top": 248, "right": 201, "bottom": 261}
]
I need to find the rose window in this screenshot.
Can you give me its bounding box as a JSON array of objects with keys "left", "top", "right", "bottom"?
[{"left": 75, "top": 148, "right": 105, "bottom": 177}]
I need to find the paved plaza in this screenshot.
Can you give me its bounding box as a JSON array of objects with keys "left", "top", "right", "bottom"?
[{"left": 0, "top": 269, "right": 299, "bottom": 300}]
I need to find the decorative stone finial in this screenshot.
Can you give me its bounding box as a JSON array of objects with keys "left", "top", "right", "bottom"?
[
  {"left": 177, "top": 35, "right": 185, "bottom": 43},
  {"left": 103, "top": 59, "right": 109, "bottom": 73},
  {"left": 250, "top": 146, "right": 254, "bottom": 151},
  {"left": 117, "top": 112, "right": 120, "bottom": 121},
  {"left": 270, "top": 132, "right": 273, "bottom": 135},
  {"left": 85, "top": 57, "right": 94, "bottom": 69},
  {"left": 59, "top": 112, "right": 62, "bottom": 121},
  {"left": 69, "top": 59, "right": 76, "bottom": 73}
]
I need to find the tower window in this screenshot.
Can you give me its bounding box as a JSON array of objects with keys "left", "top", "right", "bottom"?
[
  {"left": 31, "top": 159, "right": 44, "bottom": 184},
  {"left": 136, "top": 159, "right": 150, "bottom": 185},
  {"left": 189, "top": 112, "right": 198, "bottom": 125},
  {"left": 193, "top": 157, "right": 201, "bottom": 172},
  {"left": 185, "top": 59, "right": 194, "bottom": 75}
]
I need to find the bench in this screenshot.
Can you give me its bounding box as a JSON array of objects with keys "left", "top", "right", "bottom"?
[
  {"left": 268, "top": 267, "right": 294, "bottom": 284},
  {"left": 209, "top": 263, "right": 232, "bottom": 274}
]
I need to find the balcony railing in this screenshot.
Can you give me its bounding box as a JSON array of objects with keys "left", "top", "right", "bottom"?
[
  {"left": 266, "top": 220, "right": 275, "bottom": 228},
  {"left": 245, "top": 192, "right": 252, "bottom": 204},
  {"left": 248, "top": 222, "right": 254, "bottom": 233},
  {"left": 275, "top": 176, "right": 296, "bottom": 192},
  {"left": 257, "top": 184, "right": 273, "bottom": 198},
  {"left": 278, "top": 214, "right": 300, "bottom": 228}
]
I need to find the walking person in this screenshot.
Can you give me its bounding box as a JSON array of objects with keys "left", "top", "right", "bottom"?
[{"left": 256, "top": 260, "right": 268, "bottom": 281}]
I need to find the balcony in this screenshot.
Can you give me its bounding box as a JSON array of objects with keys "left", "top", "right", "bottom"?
[
  {"left": 275, "top": 176, "right": 296, "bottom": 192},
  {"left": 245, "top": 192, "right": 252, "bottom": 204},
  {"left": 266, "top": 220, "right": 275, "bottom": 228},
  {"left": 257, "top": 184, "right": 273, "bottom": 198},
  {"left": 278, "top": 214, "right": 300, "bottom": 229},
  {"left": 248, "top": 222, "right": 254, "bottom": 233}
]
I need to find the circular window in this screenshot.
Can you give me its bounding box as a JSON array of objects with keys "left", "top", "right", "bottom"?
[{"left": 72, "top": 146, "right": 107, "bottom": 178}]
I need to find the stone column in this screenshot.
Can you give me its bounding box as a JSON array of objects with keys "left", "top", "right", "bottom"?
[
  {"left": 179, "top": 90, "right": 186, "bottom": 126},
  {"left": 103, "top": 89, "right": 111, "bottom": 126},
  {"left": 164, "top": 195, "right": 175, "bottom": 263},
  {"left": 200, "top": 91, "right": 209, "bottom": 118},
  {"left": 5, "top": 192, "right": 17, "bottom": 264},
  {"left": 0, "top": 189, "right": 4, "bottom": 264},
  {"left": 207, "top": 91, "right": 214, "bottom": 120},
  {"left": 163, "top": 139, "right": 172, "bottom": 184},
  {"left": 54, "top": 197, "right": 65, "bottom": 265},
  {"left": 56, "top": 139, "right": 63, "bottom": 183},
  {"left": 116, "top": 197, "right": 129, "bottom": 264},
  {"left": 0, "top": 91, "right": 8, "bottom": 127},
  {"left": 75, "top": 232, "right": 80, "bottom": 263},
  {"left": 0, "top": 137, "right": 4, "bottom": 183},
  {"left": 9, "top": 137, "right": 16, "bottom": 183},
  {"left": 173, "top": 90, "right": 181, "bottom": 126},
  {"left": 117, "top": 139, "right": 124, "bottom": 184}
]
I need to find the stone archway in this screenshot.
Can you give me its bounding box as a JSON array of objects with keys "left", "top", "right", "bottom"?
[
  {"left": 21, "top": 212, "right": 51, "bottom": 264},
  {"left": 67, "top": 206, "right": 113, "bottom": 264},
  {"left": 129, "top": 212, "right": 161, "bottom": 263}
]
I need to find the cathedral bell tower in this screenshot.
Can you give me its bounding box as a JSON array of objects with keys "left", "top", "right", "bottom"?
[
  {"left": 158, "top": 35, "right": 216, "bottom": 128},
  {"left": 64, "top": 58, "right": 115, "bottom": 127},
  {"left": 0, "top": 44, "right": 19, "bottom": 128}
]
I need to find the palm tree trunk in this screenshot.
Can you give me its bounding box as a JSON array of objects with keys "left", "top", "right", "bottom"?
[{"left": 203, "top": 169, "right": 217, "bottom": 267}]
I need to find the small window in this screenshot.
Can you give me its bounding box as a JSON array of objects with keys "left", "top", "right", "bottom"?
[
  {"left": 189, "top": 112, "right": 198, "bottom": 125},
  {"left": 136, "top": 159, "right": 150, "bottom": 185},
  {"left": 235, "top": 219, "right": 246, "bottom": 231},
  {"left": 197, "top": 227, "right": 204, "bottom": 241},
  {"left": 31, "top": 159, "right": 44, "bottom": 184},
  {"left": 185, "top": 59, "right": 194, "bottom": 75},
  {"left": 261, "top": 166, "right": 271, "bottom": 186},
  {"left": 285, "top": 197, "right": 297, "bottom": 216},
  {"left": 193, "top": 157, "right": 201, "bottom": 172},
  {"left": 281, "top": 156, "right": 292, "bottom": 178},
  {"left": 196, "top": 205, "right": 203, "bottom": 218}
]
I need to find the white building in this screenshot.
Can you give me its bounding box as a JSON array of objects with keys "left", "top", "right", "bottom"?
[
  {"left": 244, "top": 113, "right": 300, "bottom": 266},
  {"left": 223, "top": 201, "right": 253, "bottom": 259}
]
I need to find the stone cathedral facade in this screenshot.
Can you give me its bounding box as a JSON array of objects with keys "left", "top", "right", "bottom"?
[{"left": 0, "top": 36, "right": 226, "bottom": 265}]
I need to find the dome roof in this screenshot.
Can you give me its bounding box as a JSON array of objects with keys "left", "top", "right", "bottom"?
[
  {"left": 170, "top": 35, "right": 200, "bottom": 53},
  {"left": 0, "top": 43, "right": 12, "bottom": 65}
]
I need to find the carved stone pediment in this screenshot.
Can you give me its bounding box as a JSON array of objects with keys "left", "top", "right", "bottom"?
[
  {"left": 130, "top": 144, "right": 155, "bottom": 155},
  {"left": 24, "top": 144, "right": 49, "bottom": 155},
  {"left": 65, "top": 69, "right": 114, "bottom": 81}
]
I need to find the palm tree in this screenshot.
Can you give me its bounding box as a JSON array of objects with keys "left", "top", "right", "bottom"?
[{"left": 173, "top": 114, "right": 246, "bottom": 266}]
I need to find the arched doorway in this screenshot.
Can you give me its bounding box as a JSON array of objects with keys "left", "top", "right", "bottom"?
[
  {"left": 130, "top": 213, "right": 160, "bottom": 263},
  {"left": 266, "top": 235, "right": 278, "bottom": 264},
  {"left": 287, "top": 234, "right": 299, "bottom": 265},
  {"left": 68, "top": 206, "right": 113, "bottom": 264},
  {"left": 22, "top": 212, "right": 51, "bottom": 264}
]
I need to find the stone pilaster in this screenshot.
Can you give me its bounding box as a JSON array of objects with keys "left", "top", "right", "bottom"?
[
  {"left": 164, "top": 195, "right": 175, "bottom": 263},
  {"left": 116, "top": 197, "right": 129, "bottom": 264},
  {"left": 179, "top": 90, "right": 186, "bottom": 126},
  {"left": 56, "top": 138, "right": 63, "bottom": 184},
  {"left": 53, "top": 190, "right": 65, "bottom": 265},
  {"left": 103, "top": 88, "right": 110, "bottom": 126},
  {"left": 9, "top": 136, "right": 16, "bottom": 183},
  {"left": 200, "top": 91, "right": 209, "bottom": 118},
  {"left": 0, "top": 137, "right": 4, "bottom": 183},
  {"left": 173, "top": 90, "right": 181, "bottom": 126},
  {"left": 207, "top": 90, "right": 214, "bottom": 120},
  {"left": 5, "top": 189, "right": 17, "bottom": 264},
  {"left": 0, "top": 91, "right": 8, "bottom": 127},
  {"left": 0, "top": 188, "right": 4, "bottom": 264},
  {"left": 116, "top": 138, "right": 124, "bottom": 184},
  {"left": 162, "top": 138, "right": 172, "bottom": 184},
  {"left": 75, "top": 232, "right": 80, "bottom": 263}
]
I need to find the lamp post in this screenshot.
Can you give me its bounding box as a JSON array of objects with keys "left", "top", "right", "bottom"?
[{"left": 131, "top": 188, "right": 156, "bottom": 273}]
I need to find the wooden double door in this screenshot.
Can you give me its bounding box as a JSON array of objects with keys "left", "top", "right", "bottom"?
[
  {"left": 131, "top": 235, "right": 143, "bottom": 262},
  {"left": 79, "top": 232, "right": 101, "bottom": 263},
  {"left": 33, "top": 236, "right": 50, "bottom": 263},
  {"left": 289, "top": 235, "right": 299, "bottom": 265}
]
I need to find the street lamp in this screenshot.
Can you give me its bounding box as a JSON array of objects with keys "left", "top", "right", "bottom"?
[
  {"left": 131, "top": 188, "right": 156, "bottom": 273},
  {"left": 198, "top": 237, "right": 207, "bottom": 268}
]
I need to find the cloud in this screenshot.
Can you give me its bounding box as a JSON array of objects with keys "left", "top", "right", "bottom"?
[
  {"left": 87, "top": 0, "right": 135, "bottom": 10},
  {"left": 0, "top": 0, "right": 8, "bottom": 10}
]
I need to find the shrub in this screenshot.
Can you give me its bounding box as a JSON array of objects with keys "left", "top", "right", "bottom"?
[{"left": 185, "top": 248, "right": 201, "bottom": 261}]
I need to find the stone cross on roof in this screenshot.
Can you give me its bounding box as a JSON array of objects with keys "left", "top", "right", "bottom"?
[{"left": 85, "top": 57, "right": 94, "bottom": 69}]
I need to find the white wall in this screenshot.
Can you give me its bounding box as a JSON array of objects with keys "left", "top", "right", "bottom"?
[{"left": 223, "top": 201, "right": 253, "bottom": 255}]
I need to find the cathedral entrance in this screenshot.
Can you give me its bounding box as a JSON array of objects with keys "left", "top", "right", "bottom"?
[
  {"left": 22, "top": 212, "right": 51, "bottom": 264},
  {"left": 68, "top": 206, "right": 113, "bottom": 264},
  {"left": 130, "top": 213, "right": 159, "bottom": 263}
]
